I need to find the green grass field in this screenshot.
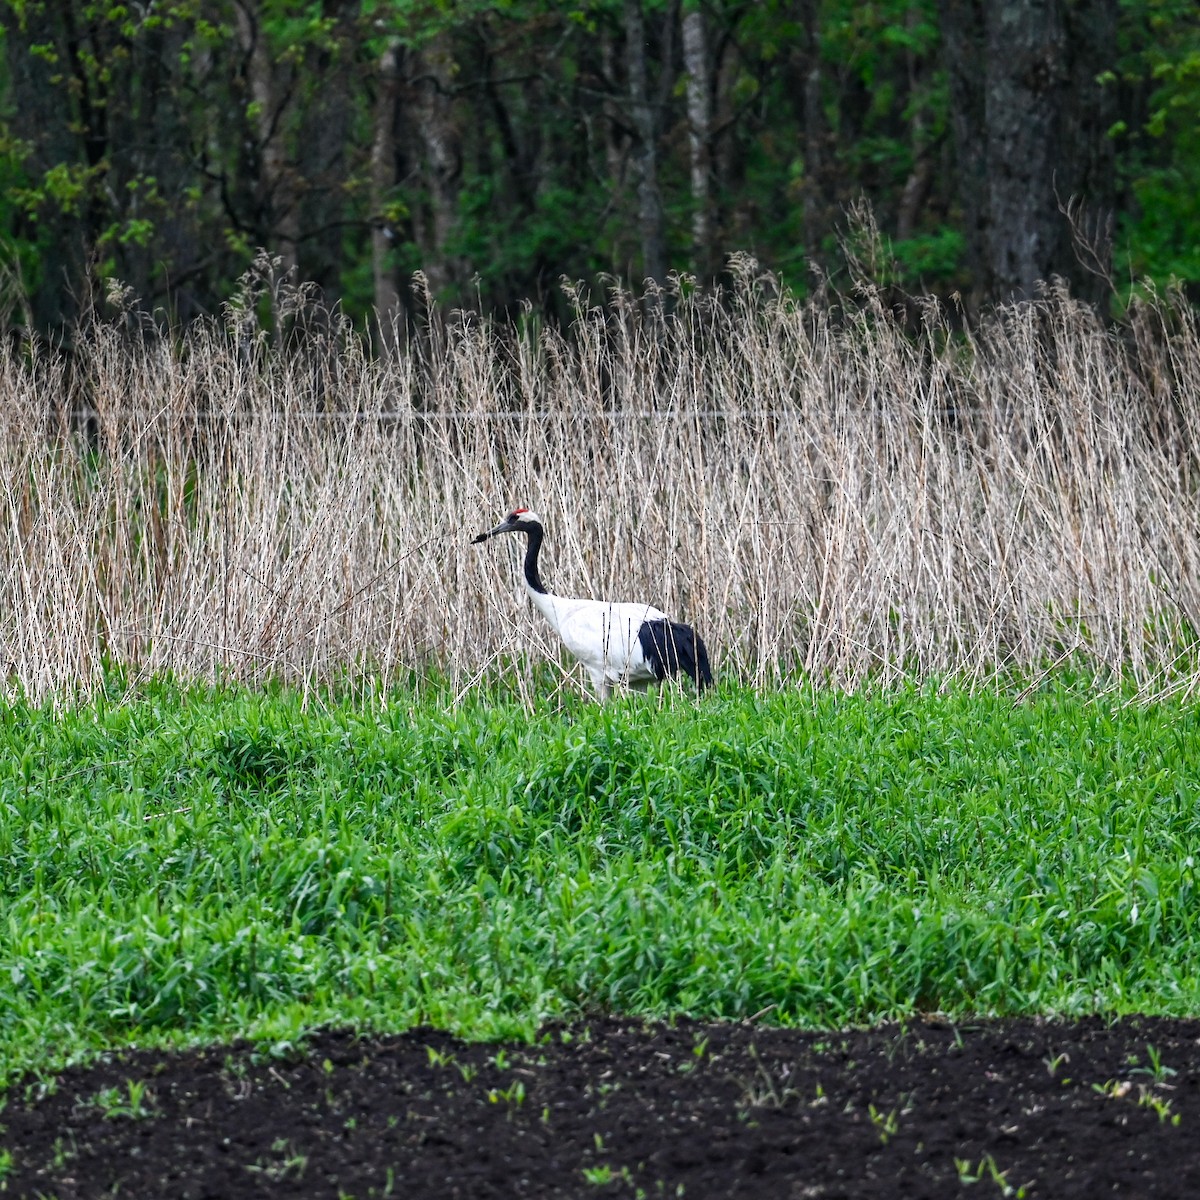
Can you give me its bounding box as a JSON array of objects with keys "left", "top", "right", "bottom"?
[{"left": 2, "top": 678, "right": 1198, "bottom": 1084}]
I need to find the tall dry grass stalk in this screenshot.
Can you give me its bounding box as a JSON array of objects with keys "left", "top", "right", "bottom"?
[{"left": 2, "top": 260, "right": 1199, "bottom": 704}]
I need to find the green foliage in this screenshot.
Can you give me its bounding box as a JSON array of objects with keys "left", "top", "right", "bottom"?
[
  {"left": 0, "top": 677, "right": 1198, "bottom": 1084},
  {"left": 0, "top": 0, "right": 1196, "bottom": 322},
  {"left": 891, "top": 228, "right": 966, "bottom": 281},
  {"left": 453, "top": 174, "right": 613, "bottom": 301},
  {"left": 1110, "top": 0, "right": 1200, "bottom": 285}
]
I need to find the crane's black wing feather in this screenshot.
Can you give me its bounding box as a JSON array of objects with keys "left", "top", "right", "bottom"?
[{"left": 637, "top": 619, "right": 713, "bottom": 689}]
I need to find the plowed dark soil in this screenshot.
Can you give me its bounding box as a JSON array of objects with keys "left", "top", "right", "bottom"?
[{"left": 4, "top": 1015, "right": 1200, "bottom": 1198}]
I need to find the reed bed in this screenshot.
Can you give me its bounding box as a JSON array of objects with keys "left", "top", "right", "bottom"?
[{"left": 1, "top": 263, "right": 1198, "bottom": 702}]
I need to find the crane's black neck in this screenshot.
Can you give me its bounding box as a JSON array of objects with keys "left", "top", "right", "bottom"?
[{"left": 521, "top": 522, "right": 547, "bottom": 594}]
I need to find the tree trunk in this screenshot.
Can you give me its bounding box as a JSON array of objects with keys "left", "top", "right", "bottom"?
[
  {"left": 682, "top": 5, "right": 713, "bottom": 277},
  {"left": 941, "top": 0, "right": 1117, "bottom": 305},
  {"left": 600, "top": 29, "right": 627, "bottom": 194},
  {"left": 797, "top": 0, "right": 826, "bottom": 267},
  {"left": 1056, "top": 0, "right": 1118, "bottom": 304},
  {"left": 940, "top": 0, "right": 989, "bottom": 303},
  {"left": 624, "top": 0, "right": 666, "bottom": 283},
  {"left": 234, "top": 0, "right": 299, "bottom": 279},
  {"left": 410, "top": 34, "right": 463, "bottom": 298},
  {"left": 983, "top": 0, "right": 1067, "bottom": 300},
  {"left": 896, "top": 9, "right": 934, "bottom": 243},
  {"left": 371, "top": 38, "right": 403, "bottom": 351}
]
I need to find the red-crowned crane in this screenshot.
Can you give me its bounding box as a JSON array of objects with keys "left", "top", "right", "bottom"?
[{"left": 473, "top": 508, "right": 713, "bottom": 702}]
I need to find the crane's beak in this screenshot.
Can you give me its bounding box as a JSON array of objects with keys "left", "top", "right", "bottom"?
[{"left": 472, "top": 515, "right": 516, "bottom": 544}]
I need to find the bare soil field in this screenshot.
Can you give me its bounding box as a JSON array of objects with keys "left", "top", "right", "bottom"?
[{"left": 4, "top": 1014, "right": 1200, "bottom": 1198}]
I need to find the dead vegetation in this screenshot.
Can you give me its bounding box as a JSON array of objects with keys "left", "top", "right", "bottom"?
[{"left": 1, "top": 262, "right": 1198, "bottom": 703}]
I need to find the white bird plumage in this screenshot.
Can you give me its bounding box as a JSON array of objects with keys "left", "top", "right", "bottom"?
[{"left": 473, "top": 508, "right": 713, "bottom": 702}]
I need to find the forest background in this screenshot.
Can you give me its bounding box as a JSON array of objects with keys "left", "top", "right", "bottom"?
[{"left": 1, "top": 0, "right": 1198, "bottom": 339}]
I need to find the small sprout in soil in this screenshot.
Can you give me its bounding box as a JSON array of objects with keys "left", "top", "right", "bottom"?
[
  {"left": 86, "top": 1079, "right": 157, "bottom": 1120},
  {"left": 1131, "top": 1044, "right": 1177, "bottom": 1084},
  {"left": 491, "top": 1049, "right": 511, "bottom": 1071},
  {"left": 1043, "top": 1052, "right": 1069, "bottom": 1077},
  {"left": 23, "top": 1075, "right": 58, "bottom": 1105},
  {"left": 1137, "top": 1086, "right": 1180, "bottom": 1125},
  {"left": 884, "top": 1022, "right": 910, "bottom": 1063},
  {"left": 245, "top": 1138, "right": 308, "bottom": 1182},
  {"left": 954, "top": 1153, "right": 1025, "bottom": 1197},
  {"left": 487, "top": 1080, "right": 526, "bottom": 1107},
  {"left": 48, "top": 1133, "right": 77, "bottom": 1170},
  {"left": 1094, "top": 1076, "right": 1181, "bottom": 1124},
  {"left": 738, "top": 1044, "right": 796, "bottom": 1110},
  {"left": 583, "top": 1163, "right": 635, "bottom": 1187},
  {"left": 0, "top": 1149, "right": 13, "bottom": 1181},
  {"left": 425, "top": 1046, "right": 455, "bottom": 1070},
  {"left": 868, "top": 1103, "right": 900, "bottom": 1145}
]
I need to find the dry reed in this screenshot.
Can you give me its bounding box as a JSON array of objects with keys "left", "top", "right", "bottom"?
[{"left": 1, "top": 260, "right": 1198, "bottom": 703}]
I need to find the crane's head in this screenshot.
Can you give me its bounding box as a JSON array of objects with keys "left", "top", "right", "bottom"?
[{"left": 472, "top": 507, "right": 542, "bottom": 543}]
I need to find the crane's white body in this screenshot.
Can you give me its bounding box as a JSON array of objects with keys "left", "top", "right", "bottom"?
[{"left": 525, "top": 585, "right": 667, "bottom": 701}]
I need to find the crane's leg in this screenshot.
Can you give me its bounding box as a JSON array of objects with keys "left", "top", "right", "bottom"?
[{"left": 588, "top": 668, "right": 612, "bottom": 703}]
